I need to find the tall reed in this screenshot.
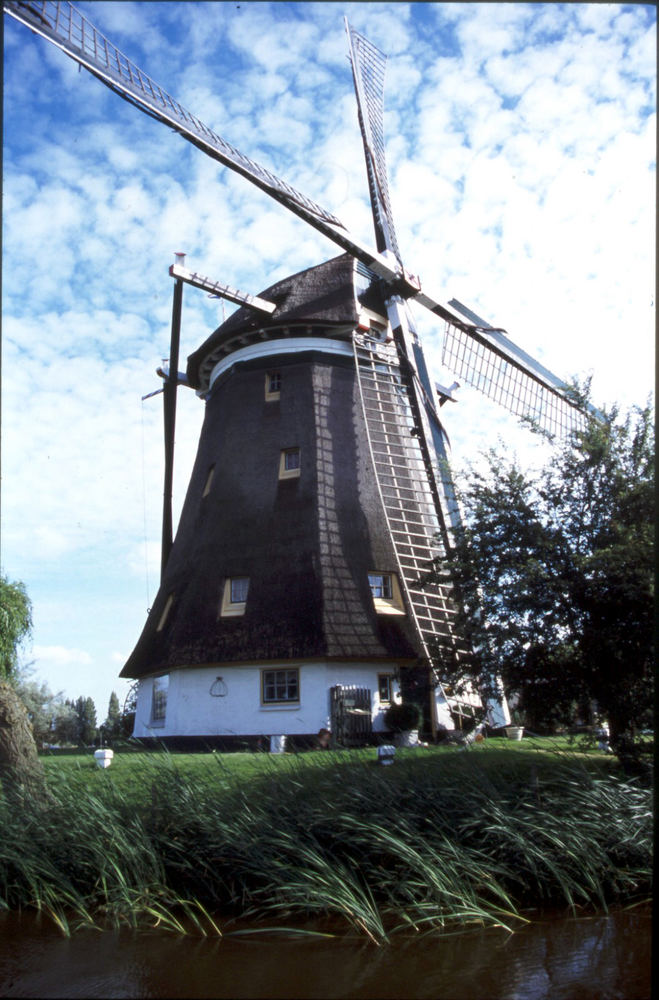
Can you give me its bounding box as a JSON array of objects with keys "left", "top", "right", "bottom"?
[{"left": 0, "top": 748, "right": 652, "bottom": 942}]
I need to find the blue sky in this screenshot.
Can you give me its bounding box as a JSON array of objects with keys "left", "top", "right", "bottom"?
[{"left": 2, "top": 2, "right": 655, "bottom": 720}]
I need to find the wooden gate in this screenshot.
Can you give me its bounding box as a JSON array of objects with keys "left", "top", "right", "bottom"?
[{"left": 330, "top": 686, "right": 372, "bottom": 746}]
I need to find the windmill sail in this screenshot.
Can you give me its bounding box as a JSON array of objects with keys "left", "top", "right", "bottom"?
[
  {"left": 344, "top": 19, "right": 595, "bottom": 441},
  {"left": 3, "top": 0, "right": 406, "bottom": 290},
  {"left": 4, "top": 0, "right": 342, "bottom": 233},
  {"left": 443, "top": 300, "right": 592, "bottom": 436},
  {"left": 345, "top": 21, "right": 402, "bottom": 265}
]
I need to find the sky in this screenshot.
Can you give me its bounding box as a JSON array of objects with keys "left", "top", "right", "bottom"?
[{"left": 2, "top": 1, "right": 655, "bottom": 721}]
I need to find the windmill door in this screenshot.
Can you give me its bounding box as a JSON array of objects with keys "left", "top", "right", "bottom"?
[{"left": 330, "top": 686, "right": 372, "bottom": 746}]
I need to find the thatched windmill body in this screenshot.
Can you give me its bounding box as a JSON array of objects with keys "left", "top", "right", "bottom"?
[{"left": 6, "top": 2, "right": 593, "bottom": 747}]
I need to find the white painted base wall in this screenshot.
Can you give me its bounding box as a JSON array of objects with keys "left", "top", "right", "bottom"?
[
  {"left": 433, "top": 679, "right": 511, "bottom": 731},
  {"left": 131, "top": 661, "right": 401, "bottom": 739}
]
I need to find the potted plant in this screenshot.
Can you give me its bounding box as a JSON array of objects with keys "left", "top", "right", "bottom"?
[{"left": 384, "top": 701, "right": 421, "bottom": 746}]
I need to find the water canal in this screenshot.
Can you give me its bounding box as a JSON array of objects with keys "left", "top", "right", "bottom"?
[{"left": 0, "top": 906, "right": 651, "bottom": 998}]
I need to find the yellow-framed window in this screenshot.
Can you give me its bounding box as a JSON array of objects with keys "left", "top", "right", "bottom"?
[
  {"left": 368, "top": 572, "right": 405, "bottom": 615},
  {"left": 279, "top": 447, "right": 301, "bottom": 480},
  {"left": 219, "top": 576, "right": 250, "bottom": 617}
]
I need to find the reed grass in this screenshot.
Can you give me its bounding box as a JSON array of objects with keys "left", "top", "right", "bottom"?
[{"left": 0, "top": 745, "right": 652, "bottom": 943}]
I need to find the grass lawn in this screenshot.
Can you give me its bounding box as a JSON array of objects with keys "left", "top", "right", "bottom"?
[{"left": 37, "top": 734, "right": 625, "bottom": 807}]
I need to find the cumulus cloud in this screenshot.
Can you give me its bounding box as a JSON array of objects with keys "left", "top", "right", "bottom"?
[
  {"left": 33, "top": 646, "right": 94, "bottom": 666},
  {"left": 3, "top": 1, "right": 655, "bottom": 715}
]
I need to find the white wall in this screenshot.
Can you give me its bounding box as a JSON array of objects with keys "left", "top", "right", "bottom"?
[{"left": 132, "top": 661, "right": 401, "bottom": 738}]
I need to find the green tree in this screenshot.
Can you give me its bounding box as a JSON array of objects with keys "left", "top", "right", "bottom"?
[
  {"left": 432, "top": 398, "right": 653, "bottom": 760},
  {"left": 74, "top": 696, "right": 98, "bottom": 746},
  {"left": 0, "top": 575, "right": 32, "bottom": 680},
  {"left": 103, "top": 691, "right": 122, "bottom": 742},
  {"left": 51, "top": 700, "right": 78, "bottom": 746},
  {"left": 14, "top": 676, "right": 78, "bottom": 747},
  {"left": 15, "top": 678, "right": 57, "bottom": 747},
  {"left": 0, "top": 577, "right": 48, "bottom": 801}
]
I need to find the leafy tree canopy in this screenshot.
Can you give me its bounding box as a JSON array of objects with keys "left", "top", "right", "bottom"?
[
  {"left": 103, "top": 691, "right": 122, "bottom": 741},
  {"left": 432, "top": 395, "right": 654, "bottom": 754},
  {"left": 74, "top": 696, "right": 98, "bottom": 746},
  {"left": 14, "top": 677, "right": 77, "bottom": 747},
  {"left": 0, "top": 576, "right": 32, "bottom": 680}
]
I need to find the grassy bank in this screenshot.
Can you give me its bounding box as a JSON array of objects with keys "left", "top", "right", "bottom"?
[{"left": 1, "top": 741, "right": 652, "bottom": 942}]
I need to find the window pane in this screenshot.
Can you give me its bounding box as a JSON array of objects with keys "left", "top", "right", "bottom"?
[
  {"left": 152, "top": 675, "right": 169, "bottom": 721},
  {"left": 369, "top": 573, "right": 392, "bottom": 599},
  {"left": 263, "top": 668, "right": 299, "bottom": 703},
  {"left": 379, "top": 675, "right": 392, "bottom": 702},
  {"left": 264, "top": 679, "right": 276, "bottom": 700},
  {"left": 231, "top": 577, "right": 249, "bottom": 603},
  {"left": 284, "top": 449, "right": 300, "bottom": 471},
  {"left": 268, "top": 372, "right": 281, "bottom": 392}
]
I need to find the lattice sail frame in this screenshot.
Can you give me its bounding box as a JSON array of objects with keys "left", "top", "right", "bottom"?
[
  {"left": 442, "top": 321, "right": 588, "bottom": 438},
  {"left": 4, "top": 0, "right": 343, "bottom": 229},
  {"left": 353, "top": 332, "right": 480, "bottom": 721},
  {"left": 345, "top": 23, "right": 402, "bottom": 265}
]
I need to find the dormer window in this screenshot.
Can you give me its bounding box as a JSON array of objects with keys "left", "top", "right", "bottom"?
[
  {"left": 369, "top": 573, "right": 392, "bottom": 600},
  {"left": 219, "top": 576, "right": 250, "bottom": 617},
  {"left": 368, "top": 572, "right": 405, "bottom": 615},
  {"left": 279, "top": 447, "right": 301, "bottom": 480}
]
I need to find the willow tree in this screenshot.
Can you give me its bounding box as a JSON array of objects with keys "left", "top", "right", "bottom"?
[
  {"left": 0, "top": 575, "right": 46, "bottom": 801},
  {"left": 432, "top": 398, "right": 654, "bottom": 762}
]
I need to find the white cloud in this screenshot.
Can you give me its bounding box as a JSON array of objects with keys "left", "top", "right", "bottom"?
[{"left": 33, "top": 646, "right": 93, "bottom": 667}]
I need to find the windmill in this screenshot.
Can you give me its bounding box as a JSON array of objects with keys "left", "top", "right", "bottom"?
[{"left": 5, "top": 2, "right": 595, "bottom": 747}]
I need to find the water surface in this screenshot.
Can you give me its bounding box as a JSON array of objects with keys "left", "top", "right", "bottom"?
[{"left": 0, "top": 907, "right": 651, "bottom": 999}]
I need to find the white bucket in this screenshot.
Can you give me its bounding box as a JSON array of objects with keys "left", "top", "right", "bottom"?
[
  {"left": 269, "top": 735, "right": 287, "bottom": 754},
  {"left": 93, "top": 748, "right": 114, "bottom": 768},
  {"left": 395, "top": 729, "right": 419, "bottom": 747},
  {"left": 505, "top": 726, "right": 524, "bottom": 741}
]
